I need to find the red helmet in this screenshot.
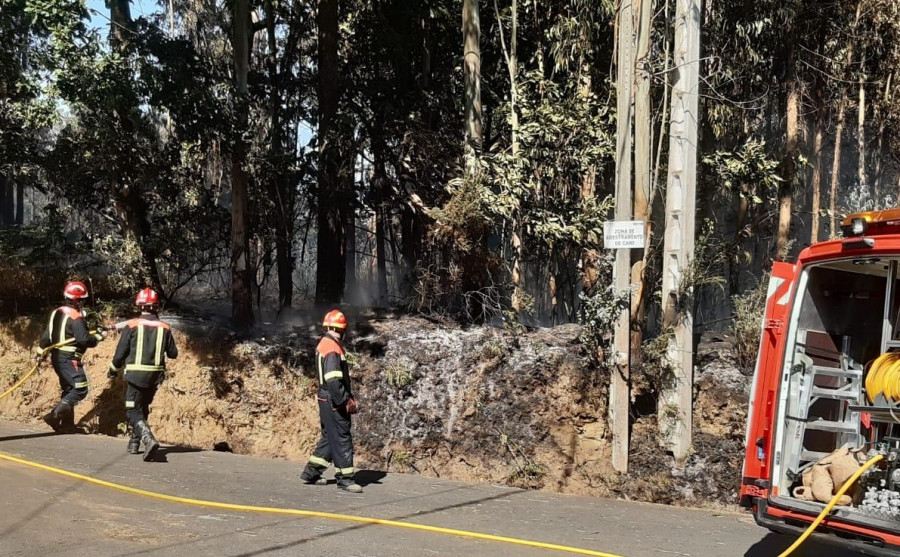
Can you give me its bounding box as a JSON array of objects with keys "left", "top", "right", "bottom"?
[
  {"left": 135, "top": 287, "right": 160, "bottom": 308},
  {"left": 63, "top": 281, "right": 89, "bottom": 300},
  {"left": 322, "top": 309, "right": 347, "bottom": 330}
]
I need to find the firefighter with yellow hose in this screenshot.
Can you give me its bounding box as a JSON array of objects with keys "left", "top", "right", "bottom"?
[{"left": 38, "top": 281, "right": 107, "bottom": 433}]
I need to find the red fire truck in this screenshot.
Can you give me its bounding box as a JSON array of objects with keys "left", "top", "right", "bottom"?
[{"left": 742, "top": 209, "right": 900, "bottom": 556}]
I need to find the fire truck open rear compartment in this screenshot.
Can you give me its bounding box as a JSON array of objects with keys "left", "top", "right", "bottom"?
[
  {"left": 772, "top": 259, "right": 886, "bottom": 498},
  {"left": 754, "top": 258, "right": 900, "bottom": 553},
  {"left": 739, "top": 211, "right": 900, "bottom": 555},
  {"left": 765, "top": 254, "right": 900, "bottom": 549}
]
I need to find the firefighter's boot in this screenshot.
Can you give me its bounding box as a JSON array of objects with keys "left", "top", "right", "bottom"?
[
  {"left": 300, "top": 463, "right": 328, "bottom": 485},
  {"left": 135, "top": 420, "right": 159, "bottom": 462},
  {"left": 337, "top": 480, "right": 363, "bottom": 494},
  {"left": 127, "top": 428, "right": 141, "bottom": 454},
  {"left": 57, "top": 401, "right": 80, "bottom": 434},
  {"left": 42, "top": 401, "right": 68, "bottom": 433}
]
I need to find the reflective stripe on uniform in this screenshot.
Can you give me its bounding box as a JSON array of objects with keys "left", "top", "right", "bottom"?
[
  {"left": 154, "top": 326, "right": 164, "bottom": 366},
  {"left": 337, "top": 467, "right": 354, "bottom": 475},
  {"left": 74, "top": 381, "right": 88, "bottom": 388},
  {"left": 49, "top": 309, "right": 76, "bottom": 346},
  {"left": 47, "top": 311, "right": 56, "bottom": 344},
  {"left": 323, "top": 370, "right": 343, "bottom": 382},
  {"left": 57, "top": 346, "right": 78, "bottom": 353},
  {"left": 136, "top": 324, "right": 145, "bottom": 366},
  {"left": 309, "top": 455, "right": 330, "bottom": 467},
  {"left": 125, "top": 400, "right": 136, "bottom": 408},
  {"left": 125, "top": 364, "right": 164, "bottom": 372},
  {"left": 316, "top": 336, "right": 346, "bottom": 387},
  {"left": 59, "top": 315, "right": 70, "bottom": 344}
]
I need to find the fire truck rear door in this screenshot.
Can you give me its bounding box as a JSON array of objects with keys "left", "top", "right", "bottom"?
[{"left": 740, "top": 261, "right": 796, "bottom": 505}]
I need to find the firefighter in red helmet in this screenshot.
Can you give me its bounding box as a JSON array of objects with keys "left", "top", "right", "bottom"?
[
  {"left": 39, "top": 281, "right": 106, "bottom": 433},
  {"left": 107, "top": 288, "right": 178, "bottom": 461},
  {"left": 300, "top": 309, "right": 363, "bottom": 493}
]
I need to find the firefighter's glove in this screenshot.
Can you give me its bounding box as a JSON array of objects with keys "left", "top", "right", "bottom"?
[
  {"left": 32, "top": 347, "right": 44, "bottom": 361},
  {"left": 107, "top": 364, "right": 119, "bottom": 381},
  {"left": 345, "top": 398, "right": 359, "bottom": 414},
  {"left": 93, "top": 329, "right": 107, "bottom": 342}
]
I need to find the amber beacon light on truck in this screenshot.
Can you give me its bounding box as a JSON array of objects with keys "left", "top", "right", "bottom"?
[
  {"left": 741, "top": 208, "right": 900, "bottom": 557},
  {"left": 840, "top": 209, "right": 900, "bottom": 248}
]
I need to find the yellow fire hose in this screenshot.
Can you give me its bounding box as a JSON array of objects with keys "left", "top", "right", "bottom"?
[
  {"left": 0, "top": 450, "right": 624, "bottom": 557},
  {"left": 0, "top": 336, "right": 88, "bottom": 401},
  {"left": 865, "top": 352, "right": 900, "bottom": 404},
  {"left": 777, "top": 453, "right": 885, "bottom": 557}
]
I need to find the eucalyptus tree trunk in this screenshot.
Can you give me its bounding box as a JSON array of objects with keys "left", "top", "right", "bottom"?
[
  {"left": 631, "top": 0, "right": 652, "bottom": 365},
  {"left": 230, "top": 0, "right": 254, "bottom": 325},
  {"left": 463, "top": 0, "right": 482, "bottom": 150},
  {"left": 775, "top": 27, "right": 798, "bottom": 261},
  {"left": 830, "top": 0, "right": 862, "bottom": 237},
  {"left": 830, "top": 87, "right": 849, "bottom": 238},
  {"left": 15, "top": 181, "right": 24, "bottom": 225},
  {"left": 495, "top": 0, "right": 523, "bottom": 314},
  {"left": 373, "top": 132, "right": 389, "bottom": 307},
  {"left": 345, "top": 158, "right": 360, "bottom": 306},
  {"left": 0, "top": 178, "right": 12, "bottom": 225},
  {"left": 315, "top": 0, "right": 346, "bottom": 305},
  {"left": 264, "top": 0, "right": 294, "bottom": 309},
  {"left": 395, "top": 12, "right": 432, "bottom": 296},
  {"left": 580, "top": 72, "right": 600, "bottom": 295},
  {"left": 857, "top": 50, "right": 868, "bottom": 195},
  {"left": 874, "top": 73, "right": 892, "bottom": 193},
  {"left": 109, "top": 0, "right": 132, "bottom": 49},
  {"left": 810, "top": 69, "right": 825, "bottom": 244}
]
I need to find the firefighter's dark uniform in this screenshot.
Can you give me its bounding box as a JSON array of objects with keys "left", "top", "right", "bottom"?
[
  {"left": 301, "top": 333, "right": 357, "bottom": 487},
  {"left": 109, "top": 314, "right": 177, "bottom": 459},
  {"left": 39, "top": 305, "right": 100, "bottom": 431}
]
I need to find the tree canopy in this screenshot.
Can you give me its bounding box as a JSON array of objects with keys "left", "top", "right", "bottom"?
[{"left": 2, "top": 0, "right": 900, "bottom": 341}]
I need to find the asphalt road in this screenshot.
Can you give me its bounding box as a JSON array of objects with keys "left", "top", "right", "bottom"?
[{"left": 0, "top": 420, "right": 864, "bottom": 557}]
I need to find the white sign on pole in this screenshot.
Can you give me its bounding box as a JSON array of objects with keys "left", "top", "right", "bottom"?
[{"left": 604, "top": 220, "right": 645, "bottom": 249}]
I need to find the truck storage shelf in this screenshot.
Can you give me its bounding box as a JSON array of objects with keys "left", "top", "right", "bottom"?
[
  {"left": 811, "top": 365, "right": 862, "bottom": 378},
  {"left": 810, "top": 386, "right": 861, "bottom": 401},
  {"left": 803, "top": 420, "right": 859, "bottom": 434},
  {"left": 800, "top": 449, "right": 831, "bottom": 462}
]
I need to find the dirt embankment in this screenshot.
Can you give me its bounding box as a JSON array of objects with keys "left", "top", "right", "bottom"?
[
  {"left": 0, "top": 314, "right": 324, "bottom": 461},
  {"left": 0, "top": 313, "right": 749, "bottom": 507}
]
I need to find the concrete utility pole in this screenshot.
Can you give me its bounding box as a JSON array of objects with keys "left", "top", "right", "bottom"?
[
  {"left": 611, "top": 0, "right": 636, "bottom": 474},
  {"left": 660, "top": 0, "right": 701, "bottom": 466}
]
